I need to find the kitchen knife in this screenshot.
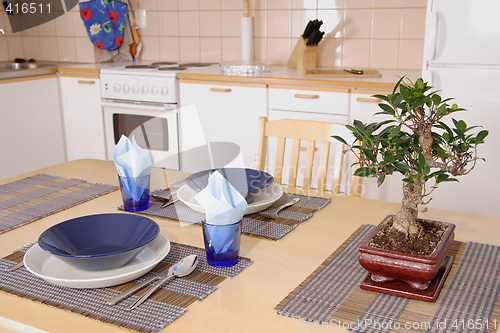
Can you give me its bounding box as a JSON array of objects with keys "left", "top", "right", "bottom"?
[
  {"left": 302, "top": 20, "right": 313, "bottom": 39},
  {"left": 314, "top": 31, "right": 325, "bottom": 45},
  {"left": 306, "top": 30, "right": 319, "bottom": 46}
]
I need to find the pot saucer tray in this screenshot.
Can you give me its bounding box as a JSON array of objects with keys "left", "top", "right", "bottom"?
[
  {"left": 123, "top": 178, "right": 331, "bottom": 241},
  {"left": 276, "top": 224, "right": 500, "bottom": 332},
  {"left": 0, "top": 242, "right": 252, "bottom": 333}
]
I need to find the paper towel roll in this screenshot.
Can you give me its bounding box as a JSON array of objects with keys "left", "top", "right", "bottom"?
[{"left": 241, "top": 17, "right": 253, "bottom": 62}]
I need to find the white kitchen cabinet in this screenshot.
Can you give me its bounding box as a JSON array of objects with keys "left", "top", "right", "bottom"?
[
  {"left": 0, "top": 75, "right": 65, "bottom": 179},
  {"left": 268, "top": 85, "right": 351, "bottom": 193},
  {"left": 349, "top": 88, "right": 403, "bottom": 201},
  {"left": 59, "top": 74, "right": 106, "bottom": 161},
  {"left": 179, "top": 80, "right": 268, "bottom": 173}
]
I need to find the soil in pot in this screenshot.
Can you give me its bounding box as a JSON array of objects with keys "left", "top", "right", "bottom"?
[{"left": 367, "top": 216, "right": 448, "bottom": 255}]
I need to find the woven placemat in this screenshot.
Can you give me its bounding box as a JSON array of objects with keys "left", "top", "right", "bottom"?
[
  {"left": 0, "top": 174, "right": 118, "bottom": 235},
  {"left": 124, "top": 179, "right": 331, "bottom": 241},
  {"left": 0, "top": 241, "right": 253, "bottom": 333},
  {"left": 275, "top": 225, "right": 500, "bottom": 333}
]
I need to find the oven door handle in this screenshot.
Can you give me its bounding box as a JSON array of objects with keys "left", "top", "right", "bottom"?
[{"left": 101, "top": 101, "right": 175, "bottom": 112}]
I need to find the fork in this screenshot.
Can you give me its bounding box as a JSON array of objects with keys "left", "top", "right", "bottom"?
[
  {"left": 5, "top": 261, "right": 23, "bottom": 271},
  {"left": 266, "top": 198, "right": 300, "bottom": 219}
]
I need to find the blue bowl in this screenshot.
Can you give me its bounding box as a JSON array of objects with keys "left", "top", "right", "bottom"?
[
  {"left": 38, "top": 213, "right": 160, "bottom": 271},
  {"left": 186, "top": 168, "right": 274, "bottom": 203}
]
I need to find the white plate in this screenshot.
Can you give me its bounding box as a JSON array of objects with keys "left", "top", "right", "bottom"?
[
  {"left": 177, "top": 183, "right": 283, "bottom": 215},
  {"left": 24, "top": 233, "right": 170, "bottom": 289}
]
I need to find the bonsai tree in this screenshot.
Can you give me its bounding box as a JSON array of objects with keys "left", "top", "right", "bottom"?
[{"left": 334, "top": 77, "right": 488, "bottom": 249}]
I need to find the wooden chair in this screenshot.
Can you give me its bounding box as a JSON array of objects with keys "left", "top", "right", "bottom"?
[{"left": 254, "top": 117, "right": 361, "bottom": 197}]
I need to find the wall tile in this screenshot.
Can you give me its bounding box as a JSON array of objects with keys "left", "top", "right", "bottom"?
[
  {"left": 291, "top": 10, "right": 315, "bottom": 38},
  {"left": 179, "top": 11, "right": 199, "bottom": 36},
  {"left": 318, "top": 0, "right": 343, "bottom": 9},
  {"left": 39, "top": 36, "right": 58, "bottom": 61},
  {"left": 251, "top": 10, "right": 267, "bottom": 37},
  {"left": 38, "top": 14, "right": 57, "bottom": 36},
  {"left": 180, "top": 37, "right": 200, "bottom": 61},
  {"left": 402, "top": 0, "right": 426, "bottom": 7},
  {"left": 159, "top": 36, "right": 180, "bottom": 61},
  {"left": 267, "top": 0, "right": 291, "bottom": 10},
  {"left": 317, "top": 38, "right": 342, "bottom": 67},
  {"left": 200, "top": 11, "right": 221, "bottom": 37},
  {"left": 200, "top": 0, "right": 220, "bottom": 10},
  {"left": 74, "top": 37, "right": 96, "bottom": 62},
  {"left": 221, "top": 0, "right": 242, "bottom": 10},
  {"left": 139, "top": 36, "right": 161, "bottom": 60},
  {"left": 158, "top": 11, "right": 179, "bottom": 36},
  {"left": 267, "top": 10, "right": 291, "bottom": 37},
  {"left": 200, "top": 37, "right": 222, "bottom": 62},
  {"left": 370, "top": 39, "right": 398, "bottom": 68},
  {"left": 22, "top": 26, "right": 39, "bottom": 36},
  {"left": 158, "top": 0, "right": 177, "bottom": 10},
  {"left": 342, "top": 38, "right": 370, "bottom": 68},
  {"left": 267, "top": 37, "right": 291, "bottom": 65},
  {"left": 72, "top": 11, "right": 87, "bottom": 37},
  {"left": 401, "top": 8, "right": 426, "bottom": 39},
  {"left": 344, "top": 9, "right": 371, "bottom": 38},
  {"left": 221, "top": 37, "right": 240, "bottom": 61},
  {"left": 372, "top": 8, "right": 401, "bottom": 38},
  {"left": 0, "top": 38, "right": 9, "bottom": 61},
  {"left": 344, "top": 0, "right": 373, "bottom": 9},
  {"left": 136, "top": 0, "right": 158, "bottom": 10},
  {"left": 139, "top": 10, "right": 159, "bottom": 36},
  {"left": 253, "top": 37, "right": 267, "bottom": 61},
  {"left": 399, "top": 39, "right": 423, "bottom": 69},
  {"left": 373, "top": 0, "right": 401, "bottom": 8},
  {"left": 292, "top": 0, "right": 317, "bottom": 9},
  {"left": 221, "top": 11, "right": 241, "bottom": 37},
  {"left": 55, "top": 11, "right": 75, "bottom": 37},
  {"left": 7, "top": 36, "right": 24, "bottom": 59},
  {"left": 22, "top": 36, "right": 42, "bottom": 60},
  {"left": 249, "top": 0, "right": 266, "bottom": 10},
  {"left": 317, "top": 10, "right": 343, "bottom": 38},
  {"left": 57, "top": 37, "right": 76, "bottom": 62},
  {"left": 178, "top": 0, "right": 199, "bottom": 11}
]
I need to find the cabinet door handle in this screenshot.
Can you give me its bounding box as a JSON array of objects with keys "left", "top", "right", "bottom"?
[
  {"left": 356, "top": 97, "right": 382, "bottom": 103},
  {"left": 77, "top": 80, "right": 96, "bottom": 84},
  {"left": 295, "top": 94, "right": 319, "bottom": 99},
  {"left": 210, "top": 88, "right": 232, "bottom": 93}
]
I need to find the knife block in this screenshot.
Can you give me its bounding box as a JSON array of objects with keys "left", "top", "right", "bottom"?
[{"left": 287, "top": 36, "right": 318, "bottom": 70}]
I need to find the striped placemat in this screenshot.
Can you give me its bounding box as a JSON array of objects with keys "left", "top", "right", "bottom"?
[
  {"left": 124, "top": 178, "right": 331, "bottom": 241},
  {"left": 276, "top": 224, "right": 500, "bottom": 333},
  {"left": 0, "top": 241, "right": 252, "bottom": 333},
  {"left": 0, "top": 174, "right": 118, "bottom": 235}
]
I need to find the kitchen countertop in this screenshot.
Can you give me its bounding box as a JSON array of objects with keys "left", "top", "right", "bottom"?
[{"left": 0, "top": 159, "right": 499, "bottom": 333}]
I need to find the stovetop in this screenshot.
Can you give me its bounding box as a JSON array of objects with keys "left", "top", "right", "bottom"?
[{"left": 101, "top": 62, "right": 218, "bottom": 77}]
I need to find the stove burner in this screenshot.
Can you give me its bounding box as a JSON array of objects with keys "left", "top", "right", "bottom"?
[
  {"left": 180, "top": 62, "right": 216, "bottom": 67},
  {"left": 124, "top": 65, "right": 159, "bottom": 69},
  {"left": 158, "top": 66, "right": 187, "bottom": 71},
  {"left": 151, "top": 62, "right": 178, "bottom": 65}
]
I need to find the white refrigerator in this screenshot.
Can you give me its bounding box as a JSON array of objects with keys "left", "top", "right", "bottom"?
[{"left": 420, "top": 0, "right": 500, "bottom": 217}]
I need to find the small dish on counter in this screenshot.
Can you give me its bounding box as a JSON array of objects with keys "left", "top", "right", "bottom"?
[
  {"left": 177, "top": 182, "right": 283, "bottom": 215},
  {"left": 24, "top": 234, "right": 171, "bottom": 289},
  {"left": 38, "top": 213, "right": 160, "bottom": 271}
]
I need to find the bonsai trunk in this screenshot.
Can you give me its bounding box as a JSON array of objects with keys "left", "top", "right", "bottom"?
[{"left": 391, "top": 178, "right": 424, "bottom": 240}]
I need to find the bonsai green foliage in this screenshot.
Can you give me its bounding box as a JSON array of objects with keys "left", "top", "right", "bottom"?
[{"left": 334, "top": 77, "right": 488, "bottom": 240}]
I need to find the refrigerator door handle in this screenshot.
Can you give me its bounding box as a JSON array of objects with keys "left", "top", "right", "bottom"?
[{"left": 426, "top": 11, "right": 439, "bottom": 62}]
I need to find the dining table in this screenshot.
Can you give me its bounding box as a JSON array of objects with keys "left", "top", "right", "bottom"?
[{"left": 0, "top": 158, "right": 499, "bottom": 333}]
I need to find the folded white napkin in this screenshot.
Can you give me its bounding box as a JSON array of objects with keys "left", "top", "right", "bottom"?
[
  {"left": 114, "top": 135, "right": 154, "bottom": 200},
  {"left": 194, "top": 171, "right": 248, "bottom": 254}
]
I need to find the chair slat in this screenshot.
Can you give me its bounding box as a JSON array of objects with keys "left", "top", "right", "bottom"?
[
  {"left": 274, "top": 137, "right": 286, "bottom": 186},
  {"left": 318, "top": 141, "right": 330, "bottom": 193},
  {"left": 331, "top": 143, "right": 344, "bottom": 195},
  {"left": 303, "top": 140, "right": 315, "bottom": 191},
  {"left": 288, "top": 139, "right": 301, "bottom": 188}
]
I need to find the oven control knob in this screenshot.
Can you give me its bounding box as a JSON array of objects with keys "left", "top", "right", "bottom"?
[
  {"left": 113, "top": 83, "right": 121, "bottom": 92},
  {"left": 161, "top": 86, "right": 168, "bottom": 96},
  {"left": 142, "top": 85, "right": 149, "bottom": 94},
  {"left": 123, "top": 84, "right": 130, "bottom": 93},
  {"left": 132, "top": 84, "right": 140, "bottom": 94},
  {"left": 151, "top": 86, "right": 159, "bottom": 95}
]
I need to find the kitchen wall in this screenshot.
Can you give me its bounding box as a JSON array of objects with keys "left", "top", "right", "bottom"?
[{"left": 0, "top": 0, "right": 427, "bottom": 70}]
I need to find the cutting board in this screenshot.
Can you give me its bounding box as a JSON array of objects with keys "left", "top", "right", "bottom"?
[{"left": 305, "top": 69, "right": 382, "bottom": 78}]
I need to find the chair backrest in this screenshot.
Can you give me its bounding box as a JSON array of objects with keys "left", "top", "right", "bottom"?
[{"left": 254, "top": 117, "right": 361, "bottom": 196}]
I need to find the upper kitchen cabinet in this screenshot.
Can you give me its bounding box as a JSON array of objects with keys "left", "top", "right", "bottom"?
[
  {"left": 59, "top": 73, "right": 106, "bottom": 161},
  {"left": 0, "top": 75, "right": 65, "bottom": 179},
  {"left": 179, "top": 80, "right": 268, "bottom": 172}
]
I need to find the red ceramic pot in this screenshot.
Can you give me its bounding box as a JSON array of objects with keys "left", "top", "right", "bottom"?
[{"left": 358, "top": 215, "right": 455, "bottom": 290}]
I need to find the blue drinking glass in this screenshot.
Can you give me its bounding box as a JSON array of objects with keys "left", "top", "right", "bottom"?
[
  {"left": 118, "top": 174, "right": 150, "bottom": 212},
  {"left": 202, "top": 220, "right": 241, "bottom": 267}
]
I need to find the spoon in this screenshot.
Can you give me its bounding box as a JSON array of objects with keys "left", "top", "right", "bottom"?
[
  {"left": 267, "top": 197, "right": 300, "bottom": 219},
  {"left": 124, "top": 254, "right": 198, "bottom": 311}
]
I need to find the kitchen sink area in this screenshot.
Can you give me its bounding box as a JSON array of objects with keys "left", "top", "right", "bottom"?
[{"left": 0, "top": 61, "right": 59, "bottom": 80}]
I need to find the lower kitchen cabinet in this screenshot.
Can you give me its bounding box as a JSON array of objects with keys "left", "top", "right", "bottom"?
[
  {"left": 0, "top": 75, "right": 65, "bottom": 179},
  {"left": 179, "top": 80, "right": 268, "bottom": 173},
  {"left": 59, "top": 74, "right": 106, "bottom": 161}
]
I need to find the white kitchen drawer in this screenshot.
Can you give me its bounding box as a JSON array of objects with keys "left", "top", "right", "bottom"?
[{"left": 269, "top": 85, "right": 349, "bottom": 115}]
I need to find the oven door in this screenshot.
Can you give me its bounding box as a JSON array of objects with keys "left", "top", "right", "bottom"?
[{"left": 102, "top": 101, "right": 179, "bottom": 170}]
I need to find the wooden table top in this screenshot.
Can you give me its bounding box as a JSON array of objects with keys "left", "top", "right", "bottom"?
[{"left": 0, "top": 159, "right": 499, "bottom": 333}]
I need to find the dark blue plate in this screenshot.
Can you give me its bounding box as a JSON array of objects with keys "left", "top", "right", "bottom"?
[
  {"left": 38, "top": 213, "right": 160, "bottom": 271},
  {"left": 186, "top": 168, "right": 274, "bottom": 203}
]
